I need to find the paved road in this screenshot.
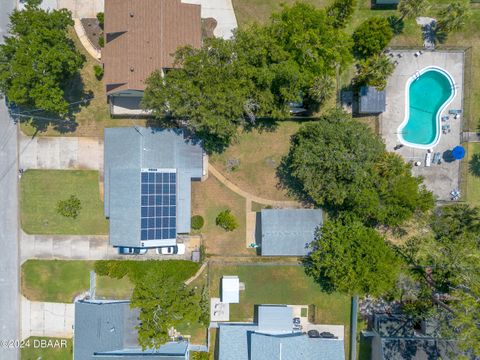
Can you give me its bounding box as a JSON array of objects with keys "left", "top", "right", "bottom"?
[{"left": 0, "top": 1, "right": 19, "bottom": 358}]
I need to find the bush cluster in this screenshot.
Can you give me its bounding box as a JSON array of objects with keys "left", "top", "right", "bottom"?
[
  {"left": 215, "top": 209, "right": 238, "bottom": 231},
  {"left": 56, "top": 195, "right": 81, "bottom": 219},
  {"left": 191, "top": 215, "right": 204, "bottom": 230}
]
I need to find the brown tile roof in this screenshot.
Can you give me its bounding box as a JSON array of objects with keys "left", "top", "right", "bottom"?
[{"left": 103, "top": 0, "right": 202, "bottom": 94}]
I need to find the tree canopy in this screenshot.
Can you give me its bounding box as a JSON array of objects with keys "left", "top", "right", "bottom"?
[
  {"left": 355, "top": 54, "right": 395, "bottom": 90},
  {"left": 398, "top": 205, "right": 480, "bottom": 357},
  {"left": 398, "top": 0, "right": 429, "bottom": 21},
  {"left": 0, "top": 0, "right": 84, "bottom": 115},
  {"left": 306, "top": 219, "right": 400, "bottom": 296},
  {"left": 142, "top": 2, "right": 352, "bottom": 152},
  {"left": 353, "top": 17, "right": 393, "bottom": 58},
  {"left": 281, "top": 110, "right": 433, "bottom": 227},
  {"left": 327, "top": 0, "right": 357, "bottom": 28}
]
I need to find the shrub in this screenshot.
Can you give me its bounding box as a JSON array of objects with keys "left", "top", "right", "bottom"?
[
  {"left": 215, "top": 209, "right": 238, "bottom": 231},
  {"left": 96, "top": 12, "right": 104, "bottom": 29},
  {"left": 353, "top": 17, "right": 393, "bottom": 58},
  {"left": 191, "top": 352, "right": 209, "bottom": 360},
  {"left": 98, "top": 36, "right": 104, "bottom": 48},
  {"left": 56, "top": 195, "right": 81, "bottom": 219},
  {"left": 93, "top": 64, "right": 104, "bottom": 80},
  {"left": 387, "top": 15, "right": 404, "bottom": 35},
  {"left": 191, "top": 215, "right": 204, "bottom": 230}
]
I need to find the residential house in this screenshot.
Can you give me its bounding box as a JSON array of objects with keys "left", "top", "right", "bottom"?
[
  {"left": 218, "top": 305, "right": 345, "bottom": 360},
  {"left": 103, "top": 127, "right": 207, "bottom": 250},
  {"left": 73, "top": 300, "right": 189, "bottom": 359},
  {"left": 102, "top": 0, "right": 202, "bottom": 115},
  {"left": 258, "top": 209, "right": 323, "bottom": 256}
]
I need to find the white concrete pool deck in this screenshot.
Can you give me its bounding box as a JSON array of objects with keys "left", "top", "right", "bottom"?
[{"left": 380, "top": 50, "right": 465, "bottom": 201}]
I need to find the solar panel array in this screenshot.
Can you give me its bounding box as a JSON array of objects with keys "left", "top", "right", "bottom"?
[{"left": 140, "top": 171, "right": 177, "bottom": 241}]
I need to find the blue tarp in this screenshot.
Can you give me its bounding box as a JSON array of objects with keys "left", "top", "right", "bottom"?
[{"left": 452, "top": 146, "right": 465, "bottom": 160}]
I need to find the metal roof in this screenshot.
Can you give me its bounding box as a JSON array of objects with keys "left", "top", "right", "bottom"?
[
  {"left": 73, "top": 300, "right": 188, "bottom": 359},
  {"left": 359, "top": 86, "right": 386, "bottom": 114},
  {"left": 221, "top": 276, "right": 240, "bottom": 304},
  {"left": 257, "top": 305, "right": 292, "bottom": 333},
  {"left": 260, "top": 209, "right": 323, "bottom": 256},
  {"left": 104, "top": 127, "right": 204, "bottom": 248}
]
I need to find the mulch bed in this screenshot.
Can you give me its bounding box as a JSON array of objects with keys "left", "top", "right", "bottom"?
[
  {"left": 202, "top": 18, "right": 217, "bottom": 39},
  {"left": 80, "top": 18, "right": 103, "bottom": 51}
]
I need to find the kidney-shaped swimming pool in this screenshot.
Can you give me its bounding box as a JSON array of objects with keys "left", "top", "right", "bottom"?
[{"left": 397, "top": 66, "right": 456, "bottom": 149}]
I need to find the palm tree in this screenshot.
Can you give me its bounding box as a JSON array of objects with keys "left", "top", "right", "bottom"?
[
  {"left": 437, "top": 1, "right": 470, "bottom": 33},
  {"left": 398, "top": 0, "right": 429, "bottom": 21},
  {"left": 356, "top": 54, "right": 395, "bottom": 90}
]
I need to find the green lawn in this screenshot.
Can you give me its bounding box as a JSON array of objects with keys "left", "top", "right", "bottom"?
[
  {"left": 210, "top": 121, "right": 301, "bottom": 201},
  {"left": 20, "top": 170, "right": 108, "bottom": 235},
  {"left": 21, "top": 337, "right": 72, "bottom": 360},
  {"left": 21, "top": 260, "right": 134, "bottom": 303},
  {"left": 466, "top": 143, "right": 480, "bottom": 206},
  {"left": 209, "top": 264, "right": 352, "bottom": 355},
  {"left": 192, "top": 176, "right": 252, "bottom": 256}
]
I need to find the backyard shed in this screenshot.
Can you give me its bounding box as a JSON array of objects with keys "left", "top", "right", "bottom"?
[
  {"left": 259, "top": 209, "right": 323, "bottom": 256},
  {"left": 221, "top": 276, "right": 240, "bottom": 304},
  {"left": 359, "top": 86, "right": 386, "bottom": 114}
]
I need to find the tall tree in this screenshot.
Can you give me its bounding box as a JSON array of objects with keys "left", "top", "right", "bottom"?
[
  {"left": 282, "top": 109, "right": 385, "bottom": 207},
  {"left": 355, "top": 54, "right": 395, "bottom": 90},
  {"left": 327, "top": 0, "right": 357, "bottom": 29},
  {"left": 0, "top": 0, "right": 84, "bottom": 115},
  {"left": 131, "top": 273, "right": 205, "bottom": 350},
  {"left": 306, "top": 219, "right": 400, "bottom": 296},
  {"left": 398, "top": 205, "right": 480, "bottom": 356},
  {"left": 143, "top": 2, "right": 352, "bottom": 152},
  {"left": 436, "top": 1, "right": 470, "bottom": 33},
  {"left": 352, "top": 17, "right": 393, "bottom": 58},
  {"left": 398, "top": 0, "right": 429, "bottom": 21}
]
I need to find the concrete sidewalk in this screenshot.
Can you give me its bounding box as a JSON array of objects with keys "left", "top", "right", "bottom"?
[
  {"left": 21, "top": 296, "right": 74, "bottom": 340},
  {"left": 19, "top": 133, "right": 103, "bottom": 170}
]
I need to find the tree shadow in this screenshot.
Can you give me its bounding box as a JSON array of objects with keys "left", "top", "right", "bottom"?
[
  {"left": 275, "top": 152, "right": 315, "bottom": 206},
  {"left": 469, "top": 153, "right": 480, "bottom": 177}
]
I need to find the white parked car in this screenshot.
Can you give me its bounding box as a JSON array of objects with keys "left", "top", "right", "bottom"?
[{"left": 156, "top": 244, "right": 185, "bottom": 255}]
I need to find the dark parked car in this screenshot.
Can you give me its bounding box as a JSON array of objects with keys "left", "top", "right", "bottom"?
[
  {"left": 118, "top": 247, "right": 147, "bottom": 255},
  {"left": 319, "top": 332, "right": 336, "bottom": 339},
  {"left": 307, "top": 330, "right": 320, "bottom": 338}
]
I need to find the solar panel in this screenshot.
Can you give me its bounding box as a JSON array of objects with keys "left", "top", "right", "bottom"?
[{"left": 140, "top": 170, "right": 177, "bottom": 241}]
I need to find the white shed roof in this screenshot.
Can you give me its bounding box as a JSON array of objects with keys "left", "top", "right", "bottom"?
[{"left": 222, "top": 276, "right": 240, "bottom": 304}]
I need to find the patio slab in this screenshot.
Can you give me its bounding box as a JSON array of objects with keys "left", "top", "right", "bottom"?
[{"left": 380, "top": 50, "right": 465, "bottom": 201}]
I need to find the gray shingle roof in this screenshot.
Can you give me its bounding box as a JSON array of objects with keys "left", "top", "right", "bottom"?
[
  {"left": 74, "top": 300, "right": 188, "bottom": 360},
  {"left": 359, "top": 86, "right": 386, "bottom": 114},
  {"left": 104, "top": 127, "right": 204, "bottom": 247},
  {"left": 218, "top": 325, "right": 344, "bottom": 360},
  {"left": 250, "top": 333, "right": 345, "bottom": 360},
  {"left": 260, "top": 209, "right": 323, "bottom": 256}
]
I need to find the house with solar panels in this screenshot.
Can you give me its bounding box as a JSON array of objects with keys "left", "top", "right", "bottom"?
[{"left": 104, "top": 127, "right": 207, "bottom": 251}]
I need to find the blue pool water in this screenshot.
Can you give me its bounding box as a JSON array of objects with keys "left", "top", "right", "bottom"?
[{"left": 399, "top": 69, "right": 454, "bottom": 147}]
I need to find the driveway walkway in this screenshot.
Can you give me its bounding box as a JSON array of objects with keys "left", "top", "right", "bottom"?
[
  {"left": 21, "top": 296, "right": 74, "bottom": 340},
  {"left": 183, "top": 0, "right": 237, "bottom": 39},
  {"left": 0, "top": 2, "right": 19, "bottom": 358},
  {"left": 19, "top": 133, "right": 103, "bottom": 170}
]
